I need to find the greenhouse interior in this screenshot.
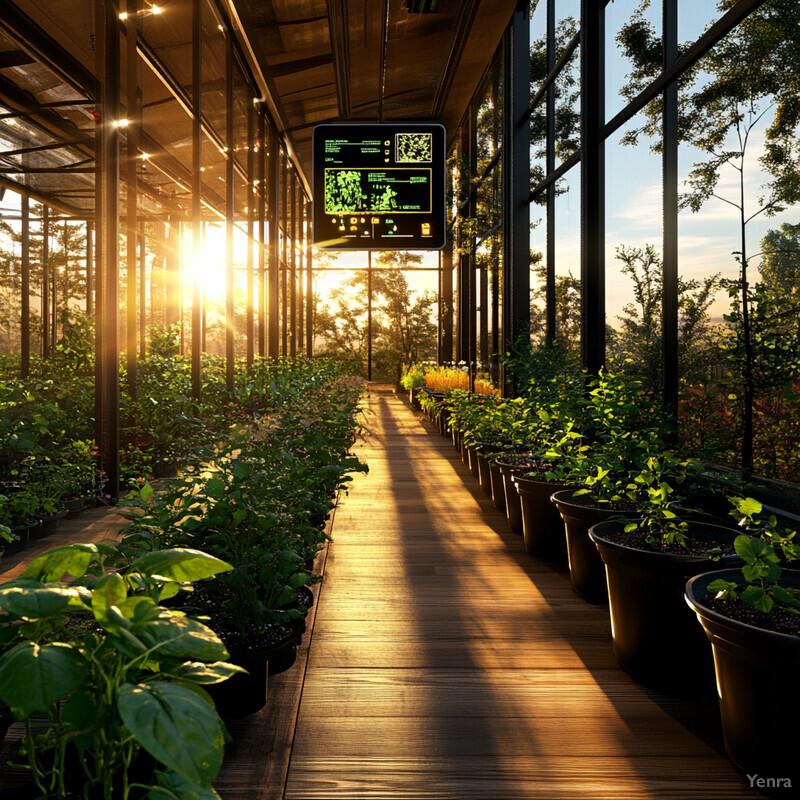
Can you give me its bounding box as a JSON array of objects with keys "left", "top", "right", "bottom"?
[{"left": 0, "top": 0, "right": 799, "bottom": 797}]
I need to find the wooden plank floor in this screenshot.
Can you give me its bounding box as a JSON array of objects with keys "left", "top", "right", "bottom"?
[{"left": 284, "top": 394, "right": 764, "bottom": 800}]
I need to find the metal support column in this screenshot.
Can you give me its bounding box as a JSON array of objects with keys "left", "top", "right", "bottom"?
[
  {"left": 441, "top": 243, "right": 453, "bottom": 362},
  {"left": 165, "top": 215, "right": 180, "bottom": 326},
  {"left": 225, "top": 24, "right": 235, "bottom": 390},
  {"left": 257, "top": 111, "right": 266, "bottom": 357},
  {"left": 305, "top": 197, "right": 313, "bottom": 358},
  {"left": 297, "top": 193, "right": 304, "bottom": 355},
  {"left": 268, "top": 128, "right": 279, "bottom": 358},
  {"left": 468, "top": 111, "right": 477, "bottom": 388},
  {"left": 42, "top": 206, "right": 49, "bottom": 358},
  {"left": 191, "top": 0, "right": 202, "bottom": 398},
  {"left": 21, "top": 195, "right": 29, "bottom": 378},
  {"left": 289, "top": 171, "right": 297, "bottom": 358},
  {"left": 138, "top": 218, "right": 146, "bottom": 357},
  {"left": 95, "top": 0, "right": 121, "bottom": 499},
  {"left": 662, "top": 0, "right": 679, "bottom": 418},
  {"left": 246, "top": 104, "right": 255, "bottom": 367},
  {"left": 545, "top": 0, "right": 556, "bottom": 342},
  {"left": 281, "top": 155, "right": 288, "bottom": 356},
  {"left": 125, "top": 0, "right": 139, "bottom": 394},
  {"left": 502, "top": 0, "right": 531, "bottom": 392},
  {"left": 580, "top": 0, "right": 605, "bottom": 375},
  {"left": 85, "top": 220, "right": 93, "bottom": 315}
]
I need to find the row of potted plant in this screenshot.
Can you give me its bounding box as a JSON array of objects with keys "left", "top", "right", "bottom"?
[
  {"left": 0, "top": 359, "right": 366, "bottom": 798},
  {"left": 414, "top": 354, "right": 799, "bottom": 794}
]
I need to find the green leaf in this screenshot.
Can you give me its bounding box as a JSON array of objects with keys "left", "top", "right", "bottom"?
[
  {"left": 734, "top": 535, "right": 766, "bottom": 562},
  {"left": 118, "top": 681, "right": 224, "bottom": 788},
  {"left": 174, "top": 661, "right": 247, "bottom": 684},
  {"left": 137, "top": 614, "right": 229, "bottom": 662},
  {"left": 707, "top": 578, "right": 737, "bottom": 598},
  {"left": 147, "top": 770, "right": 221, "bottom": 800},
  {"left": 0, "top": 586, "right": 77, "bottom": 619},
  {"left": 205, "top": 478, "right": 225, "bottom": 499},
  {"left": 0, "top": 642, "right": 87, "bottom": 717},
  {"left": 140, "top": 483, "right": 155, "bottom": 501},
  {"left": 732, "top": 496, "right": 762, "bottom": 518},
  {"left": 92, "top": 573, "right": 128, "bottom": 622},
  {"left": 131, "top": 549, "right": 232, "bottom": 583},
  {"left": 23, "top": 544, "right": 99, "bottom": 582}
]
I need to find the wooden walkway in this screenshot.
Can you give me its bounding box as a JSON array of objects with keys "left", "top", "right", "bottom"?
[{"left": 283, "top": 394, "right": 762, "bottom": 800}]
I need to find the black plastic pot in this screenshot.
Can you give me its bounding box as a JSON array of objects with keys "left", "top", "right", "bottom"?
[
  {"left": 475, "top": 450, "right": 493, "bottom": 495},
  {"left": 205, "top": 648, "right": 269, "bottom": 718},
  {"left": 2, "top": 522, "right": 31, "bottom": 556},
  {"left": 514, "top": 475, "right": 569, "bottom": 561},
  {"left": 63, "top": 496, "right": 84, "bottom": 517},
  {"left": 489, "top": 462, "right": 506, "bottom": 512},
  {"left": 686, "top": 569, "right": 800, "bottom": 794},
  {"left": 30, "top": 508, "right": 69, "bottom": 540},
  {"left": 590, "top": 520, "right": 741, "bottom": 690},
  {"left": 497, "top": 461, "right": 524, "bottom": 535},
  {"left": 551, "top": 491, "right": 629, "bottom": 602}
]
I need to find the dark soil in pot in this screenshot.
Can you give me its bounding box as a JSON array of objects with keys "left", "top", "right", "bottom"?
[
  {"left": 590, "top": 520, "right": 740, "bottom": 691},
  {"left": 551, "top": 491, "right": 636, "bottom": 603},
  {"left": 514, "top": 474, "right": 570, "bottom": 561},
  {"left": 686, "top": 569, "right": 800, "bottom": 794}
]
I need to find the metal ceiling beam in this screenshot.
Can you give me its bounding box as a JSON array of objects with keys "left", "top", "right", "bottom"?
[
  {"left": 430, "top": 0, "right": 480, "bottom": 119},
  {"left": 326, "top": 0, "right": 351, "bottom": 118},
  {"left": 0, "top": 0, "right": 97, "bottom": 100}
]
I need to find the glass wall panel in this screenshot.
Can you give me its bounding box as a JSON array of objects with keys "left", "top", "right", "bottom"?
[
  {"left": 554, "top": 166, "right": 580, "bottom": 358},
  {"left": 676, "top": 7, "right": 800, "bottom": 480},
  {"left": 605, "top": 101, "right": 663, "bottom": 393}
]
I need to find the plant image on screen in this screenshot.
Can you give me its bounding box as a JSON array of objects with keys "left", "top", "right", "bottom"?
[
  {"left": 396, "top": 133, "right": 432, "bottom": 163},
  {"left": 325, "top": 170, "right": 367, "bottom": 212}
]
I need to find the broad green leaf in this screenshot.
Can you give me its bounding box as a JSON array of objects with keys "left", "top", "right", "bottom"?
[
  {"left": 118, "top": 681, "right": 224, "bottom": 788},
  {"left": 0, "top": 642, "right": 87, "bottom": 717},
  {"left": 92, "top": 573, "right": 128, "bottom": 622},
  {"left": 137, "top": 614, "right": 228, "bottom": 662},
  {"left": 733, "top": 496, "right": 762, "bottom": 518},
  {"left": 131, "top": 549, "right": 232, "bottom": 583},
  {"left": 147, "top": 770, "right": 221, "bottom": 800},
  {"left": 205, "top": 478, "right": 225, "bottom": 499},
  {"left": 23, "top": 544, "right": 99, "bottom": 582},
  {"left": 140, "top": 483, "right": 155, "bottom": 501},
  {"left": 707, "top": 578, "right": 737, "bottom": 598},
  {"left": 174, "top": 661, "right": 247, "bottom": 684},
  {"left": 734, "top": 535, "right": 766, "bottom": 562},
  {"left": 771, "top": 585, "right": 800, "bottom": 606},
  {"left": 0, "top": 586, "right": 77, "bottom": 619}
]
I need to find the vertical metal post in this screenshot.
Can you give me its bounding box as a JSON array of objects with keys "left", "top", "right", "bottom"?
[
  {"left": 246, "top": 103, "right": 255, "bottom": 367},
  {"left": 225, "top": 25, "right": 235, "bottom": 390},
  {"left": 96, "top": 0, "right": 121, "bottom": 499},
  {"left": 51, "top": 220, "right": 57, "bottom": 350},
  {"left": 297, "top": 192, "right": 304, "bottom": 354},
  {"left": 502, "top": 1, "right": 531, "bottom": 393},
  {"left": 21, "top": 195, "right": 30, "bottom": 378},
  {"left": 201, "top": 222, "right": 207, "bottom": 351},
  {"left": 468, "top": 109, "right": 477, "bottom": 387},
  {"left": 165, "top": 215, "right": 180, "bottom": 326},
  {"left": 663, "top": 0, "right": 679, "bottom": 419},
  {"left": 138, "top": 218, "right": 146, "bottom": 357},
  {"left": 437, "top": 249, "right": 443, "bottom": 362},
  {"left": 545, "top": 0, "right": 556, "bottom": 342},
  {"left": 580, "top": 0, "right": 605, "bottom": 375},
  {"left": 281, "top": 154, "right": 288, "bottom": 356},
  {"left": 441, "top": 243, "right": 453, "bottom": 362},
  {"left": 42, "top": 206, "right": 50, "bottom": 358},
  {"left": 289, "top": 173, "right": 297, "bottom": 358},
  {"left": 191, "top": 0, "right": 202, "bottom": 399},
  {"left": 257, "top": 111, "right": 266, "bottom": 357},
  {"left": 268, "top": 128, "right": 279, "bottom": 358},
  {"left": 367, "top": 249, "right": 372, "bottom": 381},
  {"left": 125, "top": 0, "right": 139, "bottom": 394},
  {"left": 457, "top": 127, "right": 469, "bottom": 364},
  {"left": 306, "top": 198, "right": 313, "bottom": 358},
  {"left": 86, "top": 220, "right": 93, "bottom": 315}
]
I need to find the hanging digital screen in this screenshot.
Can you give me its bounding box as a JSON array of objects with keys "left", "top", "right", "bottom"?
[{"left": 312, "top": 123, "right": 446, "bottom": 250}]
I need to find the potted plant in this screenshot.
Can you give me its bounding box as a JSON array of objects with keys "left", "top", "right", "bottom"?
[
  {"left": 0, "top": 542, "right": 237, "bottom": 798},
  {"left": 685, "top": 497, "right": 800, "bottom": 790},
  {"left": 588, "top": 454, "right": 742, "bottom": 690}
]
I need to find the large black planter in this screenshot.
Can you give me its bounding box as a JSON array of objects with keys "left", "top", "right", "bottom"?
[
  {"left": 514, "top": 475, "right": 569, "bottom": 561},
  {"left": 475, "top": 449, "right": 493, "bottom": 495},
  {"left": 2, "top": 522, "right": 31, "bottom": 556},
  {"left": 30, "top": 508, "right": 69, "bottom": 540},
  {"left": 590, "top": 520, "right": 740, "bottom": 690},
  {"left": 496, "top": 456, "right": 528, "bottom": 536},
  {"left": 551, "top": 491, "right": 629, "bottom": 602},
  {"left": 489, "top": 462, "right": 506, "bottom": 512},
  {"left": 686, "top": 569, "right": 800, "bottom": 794},
  {"left": 466, "top": 445, "right": 480, "bottom": 478},
  {"left": 205, "top": 649, "right": 269, "bottom": 719}
]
